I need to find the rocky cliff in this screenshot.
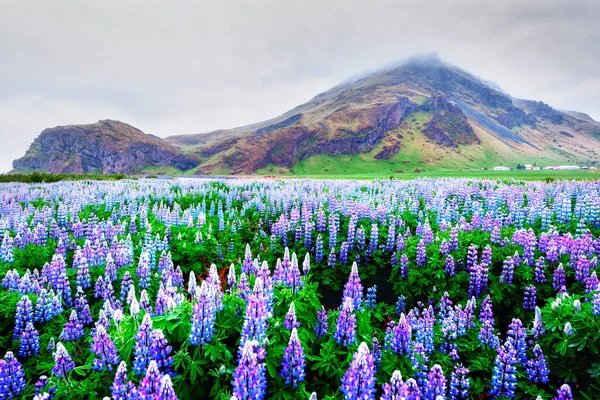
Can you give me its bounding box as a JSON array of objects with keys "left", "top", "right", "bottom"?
[{"left": 13, "top": 120, "right": 198, "bottom": 174}]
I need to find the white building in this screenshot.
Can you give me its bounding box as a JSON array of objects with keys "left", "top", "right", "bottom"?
[{"left": 494, "top": 166, "right": 510, "bottom": 171}]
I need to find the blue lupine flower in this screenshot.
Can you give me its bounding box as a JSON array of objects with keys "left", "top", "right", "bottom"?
[
  {"left": 523, "top": 285, "right": 537, "bottom": 311},
  {"left": 333, "top": 297, "right": 356, "bottom": 347},
  {"left": 139, "top": 360, "right": 162, "bottom": 398},
  {"left": 240, "top": 291, "right": 269, "bottom": 346},
  {"left": 385, "top": 313, "right": 411, "bottom": 355},
  {"left": 395, "top": 295, "right": 406, "bottom": 316},
  {"left": 365, "top": 286, "right": 377, "bottom": 310},
  {"left": 340, "top": 342, "right": 376, "bottom": 400},
  {"left": 526, "top": 344, "right": 549, "bottom": 383},
  {"left": 449, "top": 364, "right": 470, "bottom": 400},
  {"left": 280, "top": 328, "right": 305, "bottom": 388},
  {"left": 506, "top": 318, "right": 527, "bottom": 364},
  {"left": 232, "top": 340, "right": 267, "bottom": 400},
  {"left": 416, "top": 240, "right": 427, "bottom": 267},
  {"left": 158, "top": 374, "right": 178, "bottom": 400},
  {"left": 133, "top": 313, "right": 154, "bottom": 375},
  {"left": 60, "top": 310, "right": 85, "bottom": 341},
  {"left": 18, "top": 322, "right": 40, "bottom": 358},
  {"left": 314, "top": 307, "right": 329, "bottom": 338},
  {"left": 14, "top": 295, "right": 33, "bottom": 340},
  {"left": 490, "top": 340, "right": 518, "bottom": 399},
  {"left": 555, "top": 384, "right": 573, "bottom": 400},
  {"left": 0, "top": 351, "right": 26, "bottom": 399}
]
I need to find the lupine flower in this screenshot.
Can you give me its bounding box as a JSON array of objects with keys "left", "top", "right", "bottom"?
[
  {"left": 314, "top": 307, "right": 329, "bottom": 338},
  {"left": 365, "top": 286, "right": 377, "bottom": 310},
  {"left": 158, "top": 374, "right": 178, "bottom": 400},
  {"left": 53, "top": 342, "right": 75, "bottom": 379},
  {"left": 150, "top": 329, "right": 174, "bottom": 375},
  {"left": 133, "top": 313, "right": 154, "bottom": 375},
  {"left": 343, "top": 262, "right": 363, "bottom": 310},
  {"left": 593, "top": 289, "right": 600, "bottom": 316},
  {"left": 553, "top": 264, "right": 566, "bottom": 291},
  {"left": 395, "top": 295, "right": 406, "bottom": 316},
  {"left": 340, "top": 342, "right": 376, "bottom": 400},
  {"left": 19, "top": 322, "right": 40, "bottom": 358},
  {"left": 507, "top": 318, "right": 527, "bottom": 364},
  {"left": 228, "top": 264, "right": 237, "bottom": 292},
  {"left": 90, "top": 324, "right": 120, "bottom": 372},
  {"left": 400, "top": 254, "right": 409, "bottom": 279},
  {"left": 385, "top": 313, "right": 411, "bottom": 355},
  {"left": 449, "top": 364, "right": 470, "bottom": 400},
  {"left": 60, "top": 310, "right": 85, "bottom": 341},
  {"left": 445, "top": 255, "right": 456, "bottom": 276},
  {"left": 240, "top": 291, "right": 269, "bottom": 346},
  {"left": 14, "top": 295, "right": 34, "bottom": 339},
  {"left": 381, "top": 370, "right": 404, "bottom": 400},
  {"left": 0, "top": 351, "right": 26, "bottom": 399},
  {"left": 284, "top": 302, "right": 300, "bottom": 330},
  {"left": 490, "top": 341, "right": 518, "bottom": 399},
  {"left": 189, "top": 281, "right": 216, "bottom": 346},
  {"left": 501, "top": 256, "right": 514, "bottom": 284},
  {"left": 232, "top": 340, "right": 267, "bottom": 400},
  {"left": 554, "top": 384, "right": 573, "bottom": 400},
  {"left": 139, "top": 360, "right": 162, "bottom": 398},
  {"left": 334, "top": 297, "right": 356, "bottom": 347},
  {"left": 416, "top": 240, "right": 427, "bottom": 267},
  {"left": 280, "top": 328, "right": 305, "bottom": 388},
  {"left": 112, "top": 361, "right": 135, "bottom": 400},
  {"left": 526, "top": 344, "right": 549, "bottom": 383},
  {"left": 425, "top": 364, "right": 446, "bottom": 400},
  {"left": 523, "top": 285, "right": 537, "bottom": 311},
  {"left": 405, "top": 378, "right": 423, "bottom": 400}
]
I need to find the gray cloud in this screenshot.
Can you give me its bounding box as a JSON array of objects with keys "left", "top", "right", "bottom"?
[{"left": 0, "top": 0, "right": 598, "bottom": 173}]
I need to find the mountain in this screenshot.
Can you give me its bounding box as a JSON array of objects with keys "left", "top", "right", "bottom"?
[
  {"left": 13, "top": 120, "right": 198, "bottom": 174},
  {"left": 14, "top": 56, "right": 600, "bottom": 175}
]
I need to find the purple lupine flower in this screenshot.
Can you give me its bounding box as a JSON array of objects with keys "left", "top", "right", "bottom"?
[
  {"left": 468, "top": 264, "right": 483, "bottom": 298},
  {"left": 400, "top": 254, "right": 409, "bottom": 279},
  {"left": 133, "top": 313, "right": 154, "bottom": 375},
  {"left": 334, "top": 297, "right": 356, "bottom": 347},
  {"left": 60, "top": 310, "right": 85, "bottom": 341},
  {"left": 554, "top": 384, "right": 573, "bottom": 400},
  {"left": 385, "top": 313, "right": 411, "bottom": 355},
  {"left": 14, "top": 295, "right": 33, "bottom": 339},
  {"left": 150, "top": 329, "right": 174, "bottom": 375},
  {"left": 534, "top": 257, "right": 547, "bottom": 284},
  {"left": 232, "top": 340, "right": 267, "bottom": 400},
  {"left": 523, "top": 285, "right": 537, "bottom": 311},
  {"left": 189, "top": 281, "right": 216, "bottom": 346},
  {"left": 553, "top": 263, "right": 566, "bottom": 291},
  {"left": 425, "top": 364, "right": 446, "bottom": 400},
  {"left": 280, "top": 328, "right": 305, "bottom": 388},
  {"left": 53, "top": 342, "right": 75, "bottom": 379},
  {"left": 315, "top": 234, "right": 324, "bottom": 263},
  {"left": 0, "top": 351, "right": 26, "bottom": 398},
  {"left": 139, "top": 360, "right": 162, "bottom": 398},
  {"left": 228, "top": 264, "right": 237, "bottom": 292},
  {"left": 90, "top": 324, "right": 120, "bottom": 372},
  {"left": 416, "top": 240, "right": 427, "bottom": 267},
  {"left": 284, "top": 302, "right": 300, "bottom": 330},
  {"left": 314, "top": 307, "right": 329, "bottom": 338},
  {"left": 327, "top": 247, "right": 337, "bottom": 268},
  {"left": 237, "top": 272, "right": 250, "bottom": 301},
  {"left": 19, "top": 322, "right": 40, "bottom": 358},
  {"left": 137, "top": 251, "right": 151, "bottom": 289},
  {"left": 490, "top": 340, "right": 518, "bottom": 399},
  {"left": 449, "top": 364, "right": 470, "bottom": 400},
  {"left": 405, "top": 378, "right": 423, "bottom": 399},
  {"left": 507, "top": 318, "right": 528, "bottom": 365},
  {"left": 343, "top": 262, "right": 363, "bottom": 310},
  {"left": 112, "top": 361, "right": 135, "bottom": 400},
  {"left": 74, "top": 252, "right": 91, "bottom": 289},
  {"left": 593, "top": 289, "right": 600, "bottom": 316},
  {"left": 501, "top": 256, "right": 514, "bottom": 285},
  {"left": 242, "top": 243, "right": 254, "bottom": 275},
  {"left": 158, "top": 374, "right": 178, "bottom": 400},
  {"left": 381, "top": 370, "right": 405, "bottom": 400},
  {"left": 372, "top": 337, "right": 382, "bottom": 369},
  {"left": 445, "top": 255, "right": 456, "bottom": 276},
  {"left": 526, "top": 344, "right": 549, "bottom": 383},
  {"left": 340, "top": 342, "right": 376, "bottom": 400},
  {"left": 410, "top": 342, "right": 430, "bottom": 387},
  {"left": 74, "top": 288, "right": 93, "bottom": 325}
]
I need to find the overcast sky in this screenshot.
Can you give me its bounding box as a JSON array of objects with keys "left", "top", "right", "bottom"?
[{"left": 1, "top": 0, "right": 598, "bottom": 173}]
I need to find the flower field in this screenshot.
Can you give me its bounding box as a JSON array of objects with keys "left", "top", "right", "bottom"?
[{"left": 0, "top": 177, "right": 599, "bottom": 399}]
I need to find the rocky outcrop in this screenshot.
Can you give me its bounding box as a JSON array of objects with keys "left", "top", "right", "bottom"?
[
  {"left": 13, "top": 120, "right": 198, "bottom": 174},
  {"left": 421, "top": 96, "right": 479, "bottom": 147}
]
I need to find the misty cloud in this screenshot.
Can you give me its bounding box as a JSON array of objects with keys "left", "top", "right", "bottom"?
[{"left": 0, "top": 0, "right": 598, "bottom": 172}]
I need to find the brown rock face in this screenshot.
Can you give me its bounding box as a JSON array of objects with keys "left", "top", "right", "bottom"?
[
  {"left": 421, "top": 96, "right": 480, "bottom": 147},
  {"left": 13, "top": 120, "right": 198, "bottom": 174}
]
